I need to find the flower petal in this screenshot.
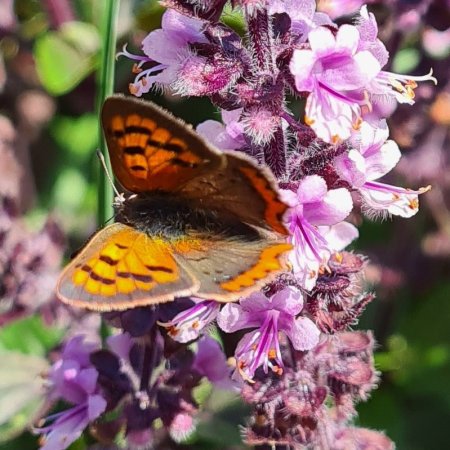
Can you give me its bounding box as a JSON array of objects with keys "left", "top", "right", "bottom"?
[
  {"left": 270, "top": 286, "right": 304, "bottom": 315},
  {"left": 304, "top": 188, "right": 353, "bottom": 225},
  {"left": 308, "top": 26, "right": 336, "bottom": 54},
  {"left": 323, "top": 222, "right": 359, "bottom": 251},
  {"left": 285, "top": 317, "right": 320, "bottom": 351},
  {"left": 297, "top": 175, "right": 328, "bottom": 204},
  {"left": 290, "top": 49, "right": 317, "bottom": 92},
  {"left": 364, "top": 140, "right": 401, "bottom": 181},
  {"left": 217, "top": 303, "right": 254, "bottom": 333},
  {"left": 335, "top": 149, "right": 367, "bottom": 187}
]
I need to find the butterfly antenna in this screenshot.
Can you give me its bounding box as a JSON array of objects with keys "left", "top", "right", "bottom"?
[{"left": 96, "top": 149, "right": 125, "bottom": 205}]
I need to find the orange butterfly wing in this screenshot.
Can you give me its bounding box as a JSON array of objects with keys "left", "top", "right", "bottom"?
[
  {"left": 101, "top": 95, "right": 224, "bottom": 193},
  {"left": 174, "top": 237, "right": 292, "bottom": 302},
  {"left": 180, "top": 151, "right": 289, "bottom": 235},
  {"left": 57, "top": 223, "right": 199, "bottom": 311}
]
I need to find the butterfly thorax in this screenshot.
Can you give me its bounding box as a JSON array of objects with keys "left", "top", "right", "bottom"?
[{"left": 117, "top": 193, "right": 261, "bottom": 241}]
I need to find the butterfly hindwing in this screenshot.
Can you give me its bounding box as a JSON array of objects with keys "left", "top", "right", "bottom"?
[
  {"left": 57, "top": 223, "right": 199, "bottom": 311},
  {"left": 101, "top": 95, "right": 224, "bottom": 193},
  {"left": 174, "top": 235, "right": 291, "bottom": 302},
  {"left": 180, "top": 152, "right": 289, "bottom": 235}
]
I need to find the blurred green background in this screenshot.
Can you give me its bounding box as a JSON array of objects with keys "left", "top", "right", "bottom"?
[{"left": 0, "top": 1, "right": 449, "bottom": 449}]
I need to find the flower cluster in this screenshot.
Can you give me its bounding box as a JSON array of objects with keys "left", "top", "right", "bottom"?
[{"left": 37, "top": 1, "right": 436, "bottom": 449}]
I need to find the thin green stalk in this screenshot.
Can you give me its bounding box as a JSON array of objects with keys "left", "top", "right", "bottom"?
[{"left": 96, "top": 0, "right": 120, "bottom": 227}]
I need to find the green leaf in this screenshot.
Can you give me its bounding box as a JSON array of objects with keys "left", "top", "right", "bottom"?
[
  {"left": 34, "top": 21, "right": 100, "bottom": 95},
  {"left": 392, "top": 48, "right": 420, "bottom": 74},
  {"left": 0, "top": 352, "right": 49, "bottom": 442},
  {"left": 52, "top": 168, "right": 88, "bottom": 213},
  {"left": 0, "top": 316, "right": 63, "bottom": 356},
  {"left": 50, "top": 114, "right": 98, "bottom": 163}
]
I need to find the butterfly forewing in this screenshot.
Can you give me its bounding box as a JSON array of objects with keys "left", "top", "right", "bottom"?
[
  {"left": 57, "top": 224, "right": 199, "bottom": 311},
  {"left": 101, "top": 96, "right": 224, "bottom": 193}
]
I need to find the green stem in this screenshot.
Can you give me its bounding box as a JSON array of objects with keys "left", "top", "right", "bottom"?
[{"left": 96, "top": 0, "right": 120, "bottom": 226}]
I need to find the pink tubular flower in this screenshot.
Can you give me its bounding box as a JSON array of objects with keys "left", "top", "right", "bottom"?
[
  {"left": 290, "top": 24, "right": 381, "bottom": 143},
  {"left": 35, "top": 336, "right": 106, "bottom": 450},
  {"left": 118, "top": 9, "right": 207, "bottom": 97},
  {"left": 196, "top": 108, "right": 245, "bottom": 150},
  {"left": 282, "top": 176, "right": 357, "bottom": 290},
  {"left": 335, "top": 121, "right": 430, "bottom": 218},
  {"left": 357, "top": 6, "right": 437, "bottom": 108},
  {"left": 160, "top": 298, "right": 220, "bottom": 343},
  {"left": 290, "top": 7, "right": 437, "bottom": 143},
  {"left": 217, "top": 287, "right": 320, "bottom": 380}
]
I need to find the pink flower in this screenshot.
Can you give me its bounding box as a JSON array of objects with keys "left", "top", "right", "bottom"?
[
  {"left": 282, "top": 176, "right": 357, "bottom": 290},
  {"left": 119, "top": 10, "right": 207, "bottom": 97},
  {"left": 196, "top": 108, "right": 245, "bottom": 150},
  {"left": 335, "top": 121, "right": 430, "bottom": 218},
  {"left": 290, "top": 24, "right": 381, "bottom": 143},
  {"left": 217, "top": 287, "right": 320, "bottom": 380},
  {"left": 317, "top": 0, "right": 371, "bottom": 20},
  {"left": 290, "top": 8, "right": 437, "bottom": 143},
  {"left": 160, "top": 298, "right": 220, "bottom": 343},
  {"left": 357, "top": 6, "right": 437, "bottom": 109}
]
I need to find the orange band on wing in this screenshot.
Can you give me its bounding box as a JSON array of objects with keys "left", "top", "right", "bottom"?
[
  {"left": 239, "top": 166, "right": 288, "bottom": 235},
  {"left": 219, "top": 243, "right": 292, "bottom": 292}
]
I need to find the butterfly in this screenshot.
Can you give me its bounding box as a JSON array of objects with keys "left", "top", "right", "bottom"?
[{"left": 56, "top": 95, "right": 292, "bottom": 311}]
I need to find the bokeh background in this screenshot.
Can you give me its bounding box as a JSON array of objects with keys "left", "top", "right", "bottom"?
[{"left": 0, "top": 1, "right": 449, "bottom": 449}]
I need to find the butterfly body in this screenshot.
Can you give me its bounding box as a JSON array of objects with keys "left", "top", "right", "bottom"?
[
  {"left": 56, "top": 96, "right": 292, "bottom": 311},
  {"left": 117, "top": 193, "right": 260, "bottom": 242}
]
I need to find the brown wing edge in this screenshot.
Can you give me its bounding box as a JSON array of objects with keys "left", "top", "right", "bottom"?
[{"left": 224, "top": 150, "right": 290, "bottom": 235}]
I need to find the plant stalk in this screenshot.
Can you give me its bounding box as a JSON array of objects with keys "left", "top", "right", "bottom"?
[{"left": 96, "top": 0, "right": 120, "bottom": 227}]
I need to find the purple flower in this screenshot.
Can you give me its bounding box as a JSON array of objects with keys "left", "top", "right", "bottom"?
[
  {"left": 317, "top": 0, "right": 372, "bottom": 19},
  {"left": 358, "top": 6, "right": 437, "bottom": 109},
  {"left": 290, "top": 10, "right": 437, "bottom": 143},
  {"left": 119, "top": 9, "right": 207, "bottom": 97},
  {"left": 192, "top": 336, "right": 233, "bottom": 389},
  {"left": 160, "top": 298, "right": 220, "bottom": 343},
  {"left": 335, "top": 120, "right": 430, "bottom": 218},
  {"left": 290, "top": 24, "right": 381, "bottom": 143},
  {"left": 217, "top": 287, "right": 320, "bottom": 380},
  {"left": 281, "top": 175, "right": 357, "bottom": 290},
  {"left": 196, "top": 108, "right": 245, "bottom": 150},
  {"left": 35, "top": 336, "right": 107, "bottom": 450}
]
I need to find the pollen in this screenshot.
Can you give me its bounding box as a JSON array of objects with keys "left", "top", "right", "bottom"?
[
  {"left": 308, "top": 270, "right": 317, "bottom": 279},
  {"left": 129, "top": 83, "right": 138, "bottom": 95},
  {"left": 132, "top": 63, "right": 142, "bottom": 74},
  {"left": 168, "top": 326, "right": 179, "bottom": 337},
  {"left": 268, "top": 348, "right": 277, "bottom": 359},
  {"left": 334, "top": 252, "right": 344, "bottom": 264},
  {"left": 331, "top": 135, "right": 341, "bottom": 144},
  {"left": 191, "top": 320, "right": 199, "bottom": 329},
  {"left": 304, "top": 115, "right": 315, "bottom": 126},
  {"left": 408, "top": 198, "right": 419, "bottom": 210},
  {"left": 272, "top": 365, "right": 283, "bottom": 376},
  {"left": 352, "top": 117, "right": 363, "bottom": 131}
]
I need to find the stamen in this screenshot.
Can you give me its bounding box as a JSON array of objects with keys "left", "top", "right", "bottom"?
[{"left": 305, "top": 115, "right": 315, "bottom": 126}]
